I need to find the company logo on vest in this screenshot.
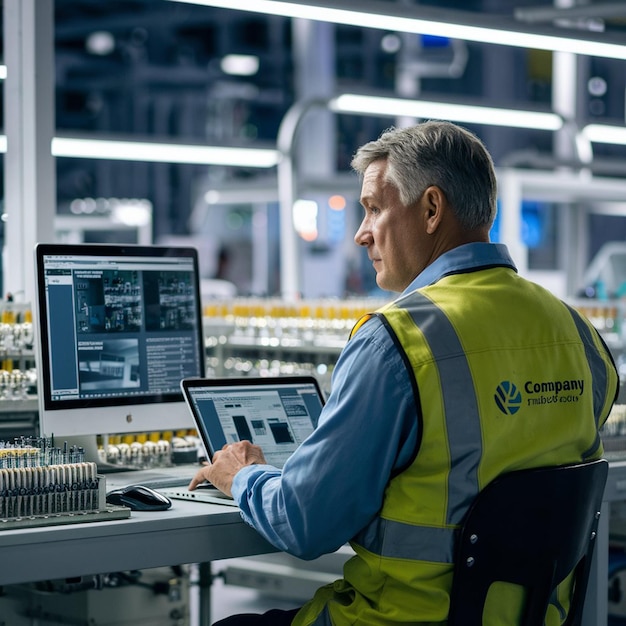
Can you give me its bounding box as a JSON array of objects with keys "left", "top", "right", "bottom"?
[{"left": 494, "top": 381, "right": 522, "bottom": 415}]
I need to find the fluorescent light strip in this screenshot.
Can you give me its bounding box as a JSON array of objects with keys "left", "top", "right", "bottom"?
[
  {"left": 582, "top": 124, "right": 626, "bottom": 146},
  {"left": 331, "top": 94, "right": 563, "bottom": 131},
  {"left": 221, "top": 54, "right": 260, "bottom": 76},
  {"left": 0, "top": 136, "right": 279, "bottom": 166},
  {"left": 167, "top": 0, "right": 626, "bottom": 61},
  {"left": 0, "top": 123, "right": 624, "bottom": 162},
  {"left": 50, "top": 137, "right": 280, "bottom": 167}
]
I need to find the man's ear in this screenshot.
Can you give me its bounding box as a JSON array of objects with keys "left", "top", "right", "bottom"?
[{"left": 423, "top": 186, "right": 446, "bottom": 234}]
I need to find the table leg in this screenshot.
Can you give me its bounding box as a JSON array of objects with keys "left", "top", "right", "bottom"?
[
  {"left": 583, "top": 500, "right": 609, "bottom": 626},
  {"left": 198, "top": 562, "right": 213, "bottom": 625}
]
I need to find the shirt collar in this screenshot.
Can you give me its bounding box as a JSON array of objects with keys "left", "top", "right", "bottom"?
[{"left": 402, "top": 243, "right": 517, "bottom": 295}]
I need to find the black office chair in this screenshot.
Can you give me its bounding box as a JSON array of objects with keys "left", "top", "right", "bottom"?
[{"left": 447, "top": 458, "right": 608, "bottom": 626}]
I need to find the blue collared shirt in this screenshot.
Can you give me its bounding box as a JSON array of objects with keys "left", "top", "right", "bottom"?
[{"left": 232, "top": 243, "right": 516, "bottom": 560}]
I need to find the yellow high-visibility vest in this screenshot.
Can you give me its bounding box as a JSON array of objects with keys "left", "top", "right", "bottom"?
[{"left": 293, "top": 266, "right": 618, "bottom": 626}]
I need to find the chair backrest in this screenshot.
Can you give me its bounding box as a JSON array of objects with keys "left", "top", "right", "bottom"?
[{"left": 447, "top": 458, "right": 608, "bottom": 626}]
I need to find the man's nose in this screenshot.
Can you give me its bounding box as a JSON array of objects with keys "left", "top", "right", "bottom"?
[{"left": 354, "top": 222, "right": 370, "bottom": 246}]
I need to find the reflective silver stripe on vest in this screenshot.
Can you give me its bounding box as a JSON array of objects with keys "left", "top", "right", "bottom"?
[
  {"left": 567, "top": 306, "right": 610, "bottom": 459},
  {"left": 404, "top": 292, "right": 483, "bottom": 525},
  {"left": 353, "top": 293, "right": 480, "bottom": 564},
  {"left": 354, "top": 516, "right": 456, "bottom": 563}
]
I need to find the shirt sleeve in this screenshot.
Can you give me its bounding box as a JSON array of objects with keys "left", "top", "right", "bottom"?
[{"left": 231, "top": 315, "right": 419, "bottom": 560}]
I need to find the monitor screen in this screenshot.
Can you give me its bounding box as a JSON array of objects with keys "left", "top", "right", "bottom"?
[{"left": 34, "top": 243, "right": 206, "bottom": 439}]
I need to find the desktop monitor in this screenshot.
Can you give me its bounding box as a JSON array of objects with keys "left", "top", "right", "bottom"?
[{"left": 34, "top": 243, "right": 206, "bottom": 442}]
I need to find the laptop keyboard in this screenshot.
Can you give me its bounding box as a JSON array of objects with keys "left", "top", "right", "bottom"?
[
  {"left": 138, "top": 474, "right": 196, "bottom": 489},
  {"left": 105, "top": 465, "right": 199, "bottom": 491}
]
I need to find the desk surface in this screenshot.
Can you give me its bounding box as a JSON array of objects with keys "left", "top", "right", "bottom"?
[
  {"left": 0, "top": 497, "right": 276, "bottom": 586},
  {"left": 6, "top": 459, "right": 626, "bottom": 620}
]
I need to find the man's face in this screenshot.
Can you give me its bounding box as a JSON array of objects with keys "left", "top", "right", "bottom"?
[{"left": 354, "top": 160, "right": 429, "bottom": 293}]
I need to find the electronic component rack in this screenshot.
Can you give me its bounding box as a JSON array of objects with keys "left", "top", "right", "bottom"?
[{"left": 0, "top": 438, "right": 129, "bottom": 529}]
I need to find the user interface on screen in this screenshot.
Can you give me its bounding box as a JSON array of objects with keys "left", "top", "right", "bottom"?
[
  {"left": 36, "top": 244, "right": 205, "bottom": 419},
  {"left": 182, "top": 378, "right": 324, "bottom": 468}
]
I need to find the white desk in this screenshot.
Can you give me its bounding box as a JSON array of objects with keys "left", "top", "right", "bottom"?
[
  {"left": 0, "top": 498, "right": 276, "bottom": 623},
  {"left": 2, "top": 462, "right": 621, "bottom": 625}
]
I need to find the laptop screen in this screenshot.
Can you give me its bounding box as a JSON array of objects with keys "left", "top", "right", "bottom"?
[{"left": 181, "top": 376, "right": 324, "bottom": 468}]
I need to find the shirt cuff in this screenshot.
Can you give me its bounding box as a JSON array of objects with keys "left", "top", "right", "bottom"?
[{"left": 231, "top": 463, "right": 277, "bottom": 503}]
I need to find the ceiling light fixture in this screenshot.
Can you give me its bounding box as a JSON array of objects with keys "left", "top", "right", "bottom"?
[
  {"left": 85, "top": 31, "right": 116, "bottom": 56},
  {"left": 582, "top": 124, "right": 626, "bottom": 146},
  {"left": 221, "top": 54, "right": 260, "bottom": 76},
  {"left": 167, "top": 0, "right": 626, "bottom": 61},
  {"left": 330, "top": 94, "right": 563, "bottom": 131},
  {"left": 49, "top": 137, "right": 280, "bottom": 167},
  {"left": 0, "top": 135, "right": 280, "bottom": 167}
]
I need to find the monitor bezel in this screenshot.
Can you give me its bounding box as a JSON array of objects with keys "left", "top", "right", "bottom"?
[{"left": 34, "top": 242, "right": 206, "bottom": 437}]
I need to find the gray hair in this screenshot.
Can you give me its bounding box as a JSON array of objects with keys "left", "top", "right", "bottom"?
[{"left": 351, "top": 121, "right": 497, "bottom": 230}]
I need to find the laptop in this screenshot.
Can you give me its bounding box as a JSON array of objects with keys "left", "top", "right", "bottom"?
[{"left": 160, "top": 376, "right": 325, "bottom": 506}]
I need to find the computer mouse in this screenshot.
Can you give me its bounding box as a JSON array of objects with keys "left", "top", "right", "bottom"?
[{"left": 106, "top": 485, "right": 172, "bottom": 511}]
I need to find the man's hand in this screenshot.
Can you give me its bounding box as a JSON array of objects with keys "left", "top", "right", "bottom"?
[{"left": 188, "top": 440, "right": 267, "bottom": 498}]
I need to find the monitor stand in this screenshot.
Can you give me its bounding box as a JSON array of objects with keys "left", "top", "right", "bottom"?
[{"left": 57, "top": 434, "right": 135, "bottom": 474}]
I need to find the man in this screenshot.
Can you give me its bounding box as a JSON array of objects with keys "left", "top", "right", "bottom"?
[{"left": 190, "top": 121, "right": 618, "bottom": 625}]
